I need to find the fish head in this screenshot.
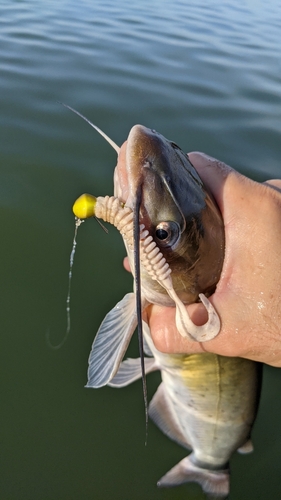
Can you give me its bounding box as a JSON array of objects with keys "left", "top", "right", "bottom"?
[{"left": 114, "top": 125, "right": 224, "bottom": 305}]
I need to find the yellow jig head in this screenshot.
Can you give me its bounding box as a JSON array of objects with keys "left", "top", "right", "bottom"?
[
  {"left": 48, "top": 192, "right": 98, "bottom": 350},
  {"left": 73, "top": 193, "right": 97, "bottom": 219}
]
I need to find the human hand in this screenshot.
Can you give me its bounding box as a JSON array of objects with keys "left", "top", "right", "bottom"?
[{"left": 121, "top": 148, "right": 281, "bottom": 367}]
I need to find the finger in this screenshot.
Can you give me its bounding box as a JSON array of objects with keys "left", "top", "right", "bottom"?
[
  {"left": 146, "top": 303, "right": 207, "bottom": 354},
  {"left": 264, "top": 179, "right": 281, "bottom": 194},
  {"left": 123, "top": 256, "right": 131, "bottom": 273}
]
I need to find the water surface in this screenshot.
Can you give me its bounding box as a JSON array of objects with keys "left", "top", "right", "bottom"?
[{"left": 1, "top": 1, "right": 281, "bottom": 499}]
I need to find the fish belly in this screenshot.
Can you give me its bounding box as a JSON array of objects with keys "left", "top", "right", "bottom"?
[{"left": 155, "top": 352, "right": 260, "bottom": 468}]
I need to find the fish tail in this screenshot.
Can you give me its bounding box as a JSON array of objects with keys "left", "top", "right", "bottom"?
[{"left": 157, "top": 453, "right": 229, "bottom": 498}]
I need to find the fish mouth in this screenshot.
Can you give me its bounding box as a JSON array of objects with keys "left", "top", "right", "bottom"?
[
  {"left": 114, "top": 140, "right": 129, "bottom": 203},
  {"left": 113, "top": 125, "right": 150, "bottom": 210},
  {"left": 114, "top": 124, "right": 187, "bottom": 235}
]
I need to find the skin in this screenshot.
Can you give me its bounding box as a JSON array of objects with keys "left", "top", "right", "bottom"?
[{"left": 118, "top": 143, "right": 281, "bottom": 368}]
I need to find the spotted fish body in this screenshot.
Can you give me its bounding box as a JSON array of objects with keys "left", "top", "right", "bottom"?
[
  {"left": 80, "top": 124, "right": 261, "bottom": 498},
  {"left": 109, "top": 324, "right": 260, "bottom": 496},
  {"left": 146, "top": 348, "right": 260, "bottom": 493}
]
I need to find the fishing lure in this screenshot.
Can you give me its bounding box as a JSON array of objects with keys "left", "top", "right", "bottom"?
[{"left": 73, "top": 193, "right": 220, "bottom": 342}]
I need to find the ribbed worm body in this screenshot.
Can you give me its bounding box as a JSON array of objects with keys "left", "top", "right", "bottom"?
[
  {"left": 95, "top": 195, "right": 172, "bottom": 285},
  {"left": 72, "top": 191, "right": 220, "bottom": 341}
]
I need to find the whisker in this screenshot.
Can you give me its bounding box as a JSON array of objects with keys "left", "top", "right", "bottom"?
[{"left": 58, "top": 102, "right": 120, "bottom": 153}]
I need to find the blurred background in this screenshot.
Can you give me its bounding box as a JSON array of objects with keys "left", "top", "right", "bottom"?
[{"left": 1, "top": 0, "right": 281, "bottom": 498}]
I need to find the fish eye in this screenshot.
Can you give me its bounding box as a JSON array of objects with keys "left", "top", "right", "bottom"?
[{"left": 154, "top": 221, "right": 180, "bottom": 247}]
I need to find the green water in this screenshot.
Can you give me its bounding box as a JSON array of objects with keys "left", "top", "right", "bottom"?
[{"left": 1, "top": 1, "right": 281, "bottom": 498}]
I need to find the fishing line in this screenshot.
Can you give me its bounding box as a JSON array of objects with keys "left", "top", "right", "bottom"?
[
  {"left": 46, "top": 217, "right": 83, "bottom": 350},
  {"left": 134, "top": 183, "right": 149, "bottom": 444}
]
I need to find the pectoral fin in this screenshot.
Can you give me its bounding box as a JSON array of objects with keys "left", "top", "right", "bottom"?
[
  {"left": 142, "top": 321, "right": 154, "bottom": 357},
  {"left": 86, "top": 293, "right": 138, "bottom": 388},
  {"left": 108, "top": 357, "right": 158, "bottom": 387}
]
